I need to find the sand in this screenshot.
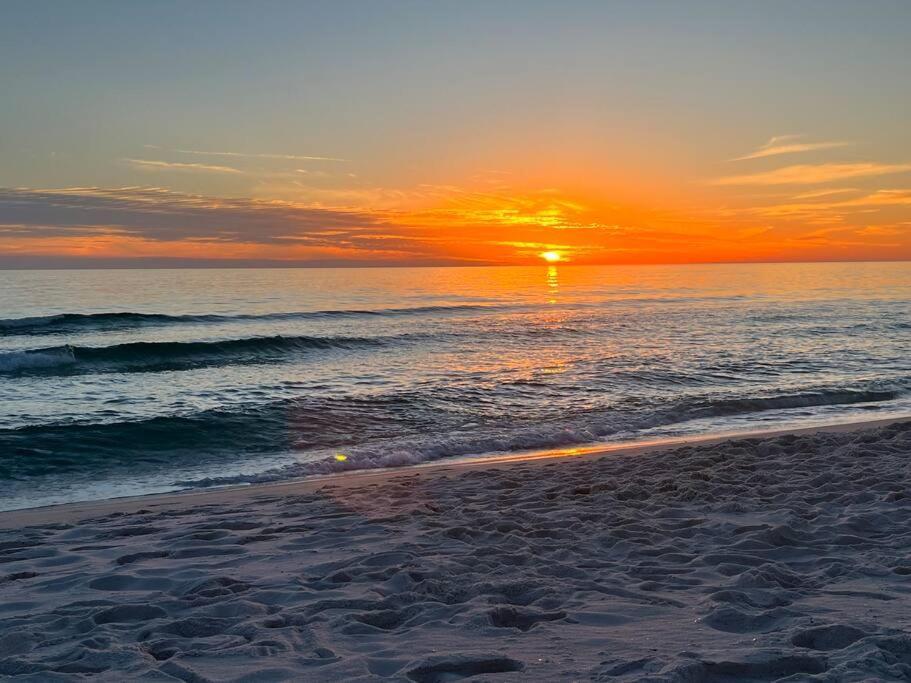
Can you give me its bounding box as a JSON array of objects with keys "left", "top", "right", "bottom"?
[{"left": 2, "top": 417, "right": 911, "bottom": 681}]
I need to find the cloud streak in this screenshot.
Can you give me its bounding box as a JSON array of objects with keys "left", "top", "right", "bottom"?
[
  {"left": 792, "top": 188, "right": 859, "bottom": 200},
  {"left": 145, "top": 145, "right": 346, "bottom": 162},
  {"left": 713, "top": 163, "right": 911, "bottom": 186},
  {"left": 733, "top": 135, "right": 849, "bottom": 161},
  {"left": 0, "top": 187, "right": 382, "bottom": 243},
  {"left": 124, "top": 159, "right": 244, "bottom": 174},
  {"left": 746, "top": 189, "right": 911, "bottom": 219}
]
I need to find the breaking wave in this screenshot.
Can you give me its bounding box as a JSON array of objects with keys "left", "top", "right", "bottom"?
[
  {"left": 0, "top": 304, "right": 495, "bottom": 336},
  {"left": 0, "top": 386, "right": 900, "bottom": 482},
  {"left": 172, "top": 388, "right": 903, "bottom": 487},
  {"left": 0, "top": 333, "right": 406, "bottom": 374}
]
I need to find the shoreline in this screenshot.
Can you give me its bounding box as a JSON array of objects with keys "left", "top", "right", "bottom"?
[
  {"left": 3, "top": 414, "right": 911, "bottom": 679},
  {"left": 4, "top": 412, "right": 909, "bottom": 529}
]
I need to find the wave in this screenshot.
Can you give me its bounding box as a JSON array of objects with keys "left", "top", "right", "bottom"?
[
  {"left": 0, "top": 347, "right": 77, "bottom": 373},
  {"left": 0, "top": 393, "right": 438, "bottom": 479},
  {"left": 684, "top": 390, "right": 900, "bottom": 418},
  {"left": 0, "top": 298, "right": 785, "bottom": 337},
  {"left": 173, "top": 388, "right": 904, "bottom": 487},
  {"left": 1, "top": 385, "right": 901, "bottom": 483},
  {"left": 0, "top": 304, "right": 495, "bottom": 336},
  {"left": 0, "top": 333, "right": 402, "bottom": 374},
  {"left": 0, "top": 322, "right": 596, "bottom": 375}
]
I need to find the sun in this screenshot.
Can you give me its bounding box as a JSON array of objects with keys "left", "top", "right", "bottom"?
[{"left": 540, "top": 251, "right": 562, "bottom": 263}]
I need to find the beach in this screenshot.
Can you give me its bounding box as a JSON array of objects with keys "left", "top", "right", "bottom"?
[
  {"left": 4, "top": 1, "right": 911, "bottom": 679},
  {"left": 2, "top": 417, "right": 911, "bottom": 681}
]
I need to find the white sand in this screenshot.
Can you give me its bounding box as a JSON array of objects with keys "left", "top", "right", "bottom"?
[{"left": 2, "top": 418, "right": 911, "bottom": 681}]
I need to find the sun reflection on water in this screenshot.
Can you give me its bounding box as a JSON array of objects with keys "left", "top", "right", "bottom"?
[{"left": 546, "top": 265, "right": 559, "bottom": 304}]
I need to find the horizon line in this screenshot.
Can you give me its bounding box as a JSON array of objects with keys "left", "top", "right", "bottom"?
[{"left": 2, "top": 258, "right": 911, "bottom": 271}]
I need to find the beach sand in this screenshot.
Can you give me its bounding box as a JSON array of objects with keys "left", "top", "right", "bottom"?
[{"left": 2, "top": 417, "right": 911, "bottom": 681}]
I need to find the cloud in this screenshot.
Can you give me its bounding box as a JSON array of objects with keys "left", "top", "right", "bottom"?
[
  {"left": 0, "top": 187, "right": 384, "bottom": 244},
  {"left": 747, "top": 189, "right": 911, "bottom": 219},
  {"left": 733, "top": 135, "right": 849, "bottom": 161},
  {"left": 792, "top": 188, "right": 859, "bottom": 200},
  {"left": 713, "top": 163, "right": 911, "bottom": 186},
  {"left": 838, "top": 189, "right": 911, "bottom": 207},
  {"left": 145, "top": 144, "right": 345, "bottom": 162},
  {"left": 124, "top": 158, "right": 244, "bottom": 174},
  {"left": 494, "top": 240, "right": 575, "bottom": 250},
  {"left": 857, "top": 225, "right": 904, "bottom": 237},
  {"left": 295, "top": 169, "right": 332, "bottom": 178}
]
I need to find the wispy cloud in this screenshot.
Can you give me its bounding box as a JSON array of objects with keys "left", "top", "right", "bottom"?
[
  {"left": 792, "top": 188, "right": 859, "bottom": 200},
  {"left": 295, "top": 169, "right": 332, "bottom": 178},
  {"left": 857, "top": 225, "right": 905, "bottom": 237},
  {"left": 145, "top": 144, "right": 345, "bottom": 162},
  {"left": 713, "top": 163, "right": 911, "bottom": 186},
  {"left": 124, "top": 158, "right": 244, "bottom": 174},
  {"left": 838, "top": 189, "right": 911, "bottom": 207},
  {"left": 733, "top": 135, "right": 849, "bottom": 161},
  {"left": 747, "top": 189, "right": 911, "bottom": 218}
]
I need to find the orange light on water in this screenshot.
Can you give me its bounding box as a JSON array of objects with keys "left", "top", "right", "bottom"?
[{"left": 540, "top": 251, "right": 562, "bottom": 263}]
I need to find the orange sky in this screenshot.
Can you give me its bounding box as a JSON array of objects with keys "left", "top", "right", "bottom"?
[{"left": 3, "top": 157, "right": 910, "bottom": 267}]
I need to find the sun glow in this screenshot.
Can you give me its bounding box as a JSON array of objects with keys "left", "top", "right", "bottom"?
[{"left": 540, "top": 251, "right": 562, "bottom": 263}]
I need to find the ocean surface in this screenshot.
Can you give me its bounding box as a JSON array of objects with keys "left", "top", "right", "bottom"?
[{"left": 2, "top": 262, "right": 910, "bottom": 511}]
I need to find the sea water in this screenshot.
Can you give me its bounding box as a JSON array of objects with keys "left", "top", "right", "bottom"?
[{"left": 2, "top": 262, "right": 910, "bottom": 510}]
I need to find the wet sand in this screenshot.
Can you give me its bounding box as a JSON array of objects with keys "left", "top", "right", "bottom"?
[{"left": 2, "top": 416, "right": 911, "bottom": 681}]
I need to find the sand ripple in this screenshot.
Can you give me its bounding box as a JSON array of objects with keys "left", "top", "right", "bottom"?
[{"left": 2, "top": 421, "right": 911, "bottom": 680}]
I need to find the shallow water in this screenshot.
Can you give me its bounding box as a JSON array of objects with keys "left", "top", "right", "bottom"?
[{"left": 2, "top": 262, "right": 910, "bottom": 510}]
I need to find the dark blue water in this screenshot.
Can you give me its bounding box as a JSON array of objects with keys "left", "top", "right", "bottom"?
[{"left": 2, "top": 263, "right": 910, "bottom": 510}]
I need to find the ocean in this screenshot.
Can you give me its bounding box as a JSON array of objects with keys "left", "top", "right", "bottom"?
[{"left": 2, "top": 262, "right": 910, "bottom": 511}]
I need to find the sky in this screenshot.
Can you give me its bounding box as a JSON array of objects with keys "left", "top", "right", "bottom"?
[{"left": 1, "top": 0, "right": 910, "bottom": 268}]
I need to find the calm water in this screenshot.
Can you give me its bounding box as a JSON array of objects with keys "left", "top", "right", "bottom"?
[{"left": 2, "top": 263, "right": 910, "bottom": 510}]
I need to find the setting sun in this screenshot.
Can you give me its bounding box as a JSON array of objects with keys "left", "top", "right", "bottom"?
[{"left": 540, "top": 251, "right": 562, "bottom": 263}]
